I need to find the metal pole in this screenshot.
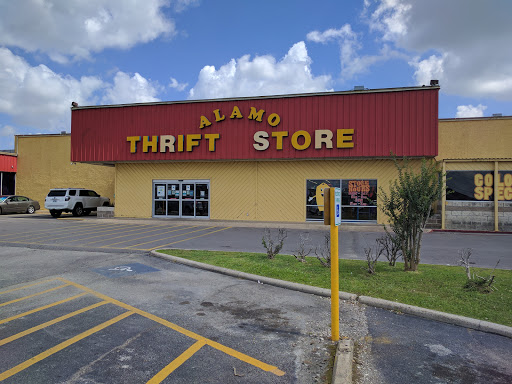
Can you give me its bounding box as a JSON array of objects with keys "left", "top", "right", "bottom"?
[{"left": 330, "top": 190, "right": 340, "bottom": 341}]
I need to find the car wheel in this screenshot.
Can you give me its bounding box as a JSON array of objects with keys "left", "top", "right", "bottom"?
[
  {"left": 83, "top": 209, "right": 91, "bottom": 216},
  {"left": 50, "top": 210, "right": 62, "bottom": 218},
  {"left": 27, "top": 205, "right": 35, "bottom": 214},
  {"left": 103, "top": 202, "right": 110, "bottom": 206},
  {"left": 72, "top": 204, "right": 84, "bottom": 217}
]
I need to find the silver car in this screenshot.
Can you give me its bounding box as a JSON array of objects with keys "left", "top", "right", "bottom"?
[{"left": 0, "top": 195, "right": 40, "bottom": 215}]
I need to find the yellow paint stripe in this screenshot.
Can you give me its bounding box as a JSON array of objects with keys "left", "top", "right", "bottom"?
[
  {"left": 0, "top": 292, "right": 87, "bottom": 325},
  {"left": 206, "top": 339, "right": 285, "bottom": 376},
  {"left": 25, "top": 222, "right": 148, "bottom": 242},
  {"left": 0, "top": 311, "right": 133, "bottom": 381},
  {"left": 55, "top": 278, "right": 284, "bottom": 376},
  {"left": 0, "top": 301, "right": 108, "bottom": 346},
  {"left": 0, "top": 284, "right": 70, "bottom": 307},
  {"left": 145, "top": 227, "right": 232, "bottom": 251},
  {"left": 147, "top": 340, "right": 206, "bottom": 384},
  {"left": 116, "top": 226, "right": 215, "bottom": 249},
  {"left": 66, "top": 224, "right": 183, "bottom": 245},
  {"left": 0, "top": 279, "right": 59, "bottom": 295},
  {"left": 0, "top": 221, "right": 118, "bottom": 240},
  {"left": 97, "top": 225, "right": 199, "bottom": 248}
]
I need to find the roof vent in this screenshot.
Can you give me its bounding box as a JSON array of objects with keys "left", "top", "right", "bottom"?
[
  {"left": 430, "top": 80, "right": 439, "bottom": 86},
  {"left": 492, "top": 113, "right": 502, "bottom": 117},
  {"left": 354, "top": 85, "right": 365, "bottom": 91}
]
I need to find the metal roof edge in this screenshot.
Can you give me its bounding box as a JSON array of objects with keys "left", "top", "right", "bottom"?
[
  {"left": 439, "top": 116, "right": 512, "bottom": 122},
  {"left": 71, "top": 86, "right": 440, "bottom": 111},
  {"left": 0, "top": 151, "right": 17, "bottom": 157}
]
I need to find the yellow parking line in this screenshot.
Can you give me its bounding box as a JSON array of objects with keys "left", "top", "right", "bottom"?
[
  {"left": 0, "top": 311, "right": 134, "bottom": 381},
  {"left": 0, "top": 284, "right": 70, "bottom": 308},
  {"left": 100, "top": 225, "right": 200, "bottom": 248},
  {"left": 0, "top": 221, "right": 116, "bottom": 240},
  {"left": 75, "top": 224, "right": 185, "bottom": 246},
  {"left": 121, "top": 226, "right": 216, "bottom": 249},
  {"left": 144, "top": 227, "right": 232, "bottom": 251},
  {"left": 25, "top": 223, "right": 147, "bottom": 242},
  {"left": 0, "top": 279, "right": 59, "bottom": 295},
  {"left": 147, "top": 340, "right": 207, "bottom": 384},
  {"left": 56, "top": 278, "right": 284, "bottom": 377},
  {"left": 0, "top": 293, "right": 88, "bottom": 325},
  {"left": 0, "top": 301, "right": 109, "bottom": 346}
]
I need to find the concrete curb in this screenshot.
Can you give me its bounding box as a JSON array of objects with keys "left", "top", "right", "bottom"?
[
  {"left": 151, "top": 250, "right": 512, "bottom": 384},
  {"left": 151, "top": 250, "right": 512, "bottom": 339},
  {"left": 332, "top": 339, "right": 353, "bottom": 384},
  {"left": 150, "top": 250, "right": 358, "bottom": 301}
]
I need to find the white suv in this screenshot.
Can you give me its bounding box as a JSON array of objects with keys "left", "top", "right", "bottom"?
[{"left": 45, "top": 188, "right": 110, "bottom": 218}]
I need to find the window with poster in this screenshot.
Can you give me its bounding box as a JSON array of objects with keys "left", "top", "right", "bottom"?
[{"left": 306, "top": 179, "right": 377, "bottom": 222}]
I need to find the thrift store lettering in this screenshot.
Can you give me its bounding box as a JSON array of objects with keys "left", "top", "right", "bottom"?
[{"left": 126, "top": 105, "right": 354, "bottom": 153}]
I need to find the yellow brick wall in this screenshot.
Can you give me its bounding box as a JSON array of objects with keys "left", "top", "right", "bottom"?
[
  {"left": 438, "top": 117, "right": 512, "bottom": 160},
  {"left": 115, "top": 159, "right": 420, "bottom": 224},
  {"left": 15, "top": 135, "right": 115, "bottom": 207}
]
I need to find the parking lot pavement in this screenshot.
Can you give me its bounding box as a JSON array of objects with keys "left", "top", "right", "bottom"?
[
  {"left": 0, "top": 246, "right": 347, "bottom": 383},
  {"left": 1, "top": 214, "right": 511, "bottom": 269}
]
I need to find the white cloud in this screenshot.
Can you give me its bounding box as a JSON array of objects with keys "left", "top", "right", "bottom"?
[
  {"left": 409, "top": 54, "right": 445, "bottom": 86},
  {"left": 366, "top": 0, "right": 512, "bottom": 100},
  {"left": 188, "top": 42, "right": 332, "bottom": 99},
  {"left": 174, "top": 0, "right": 200, "bottom": 13},
  {"left": 169, "top": 77, "right": 188, "bottom": 92},
  {"left": 307, "top": 25, "right": 404, "bottom": 81},
  {"left": 0, "top": 48, "right": 161, "bottom": 136},
  {"left": 0, "top": 0, "right": 174, "bottom": 62},
  {"left": 0, "top": 47, "right": 104, "bottom": 131},
  {"left": 456, "top": 104, "right": 487, "bottom": 118},
  {"left": 102, "top": 72, "right": 160, "bottom": 104}
]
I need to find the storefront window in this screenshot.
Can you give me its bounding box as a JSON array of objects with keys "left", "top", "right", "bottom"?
[
  {"left": 446, "top": 170, "right": 512, "bottom": 201},
  {"left": 306, "top": 179, "right": 340, "bottom": 221},
  {"left": 306, "top": 179, "right": 377, "bottom": 222}
]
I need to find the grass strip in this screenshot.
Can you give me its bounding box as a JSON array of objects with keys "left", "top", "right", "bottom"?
[{"left": 158, "top": 249, "right": 512, "bottom": 327}]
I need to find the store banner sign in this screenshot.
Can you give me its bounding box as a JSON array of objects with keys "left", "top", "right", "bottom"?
[{"left": 447, "top": 171, "right": 512, "bottom": 201}]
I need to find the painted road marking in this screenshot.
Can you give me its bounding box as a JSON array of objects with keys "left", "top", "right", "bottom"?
[
  {"left": 0, "top": 277, "right": 285, "bottom": 382},
  {"left": 64, "top": 224, "right": 182, "bottom": 244},
  {"left": 144, "top": 226, "right": 233, "bottom": 251},
  {"left": 93, "top": 225, "right": 200, "bottom": 248},
  {"left": 0, "top": 283, "right": 70, "bottom": 308},
  {"left": 93, "top": 263, "right": 160, "bottom": 278},
  {"left": 0, "top": 293, "right": 87, "bottom": 325},
  {"left": 0, "top": 279, "right": 61, "bottom": 295},
  {"left": 120, "top": 226, "right": 218, "bottom": 249},
  {"left": 0, "top": 301, "right": 109, "bottom": 346},
  {"left": 0, "top": 311, "right": 134, "bottom": 381},
  {"left": 147, "top": 340, "right": 207, "bottom": 384},
  {"left": 20, "top": 222, "right": 150, "bottom": 243}
]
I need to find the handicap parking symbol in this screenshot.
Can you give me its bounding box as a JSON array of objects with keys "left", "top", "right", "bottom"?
[{"left": 93, "top": 263, "right": 159, "bottom": 278}]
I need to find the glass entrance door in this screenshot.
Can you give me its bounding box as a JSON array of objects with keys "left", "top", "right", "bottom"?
[{"left": 152, "top": 180, "right": 210, "bottom": 219}]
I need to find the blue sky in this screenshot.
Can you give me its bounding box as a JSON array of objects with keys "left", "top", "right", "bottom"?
[{"left": 1, "top": 0, "right": 511, "bottom": 150}]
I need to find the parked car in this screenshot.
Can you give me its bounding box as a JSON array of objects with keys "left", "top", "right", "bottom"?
[
  {"left": 44, "top": 188, "right": 110, "bottom": 218},
  {"left": 0, "top": 195, "right": 40, "bottom": 214}
]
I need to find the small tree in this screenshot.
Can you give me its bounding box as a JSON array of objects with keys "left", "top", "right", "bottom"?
[
  {"left": 262, "top": 228, "right": 287, "bottom": 259},
  {"left": 376, "top": 231, "right": 402, "bottom": 266},
  {"left": 379, "top": 157, "right": 443, "bottom": 271},
  {"left": 315, "top": 234, "right": 331, "bottom": 267},
  {"left": 292, "top": 233, "right": 312, "bottom": 263}
]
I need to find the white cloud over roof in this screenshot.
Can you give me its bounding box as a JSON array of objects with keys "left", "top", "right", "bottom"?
[{"left": 188, "top": 42, "right": 332, "bottom": 99}]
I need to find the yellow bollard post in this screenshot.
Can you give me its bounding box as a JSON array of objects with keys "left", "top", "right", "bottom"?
[{"left": 330, "top": 190, "right": 340, "bottom": 341}]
